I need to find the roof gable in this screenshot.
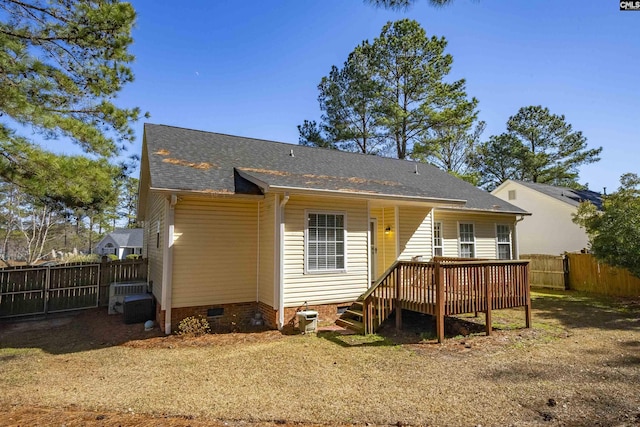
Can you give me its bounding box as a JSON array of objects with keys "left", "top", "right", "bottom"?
[
  {"left": 102, "top": 229, "right": 144, "bottom": 248},
  {"left": 142, "top": 124, "right": 527, "bottom": 214}
]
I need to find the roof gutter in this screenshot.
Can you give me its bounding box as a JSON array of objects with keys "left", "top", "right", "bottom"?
[
  {"left": 149, "top": 186, "right": 264, "bottom": 200},
  {"left": 434, "top": 206, "right": 532, "bottom": 216},
  {"left": 261, "top": 184, "right": 467, "bottom": 206}
]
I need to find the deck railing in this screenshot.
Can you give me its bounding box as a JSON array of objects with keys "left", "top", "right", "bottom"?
[{"left": 362, "top": 259, "right": 531, "bottom": 341}]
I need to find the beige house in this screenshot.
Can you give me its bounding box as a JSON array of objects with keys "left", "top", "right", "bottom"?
[
  {"left": 491, "top": 180, "right": 602, "bottom": 255},
  {"left": 138, "top": 124, "right": 528, "bottom": 334}
]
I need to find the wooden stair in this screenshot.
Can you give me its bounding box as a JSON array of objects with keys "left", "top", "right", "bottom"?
[{"left": 335, "top": 299, "right": 365, "bottom": 333}]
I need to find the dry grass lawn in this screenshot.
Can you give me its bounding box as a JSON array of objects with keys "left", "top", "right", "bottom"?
[{"left": 0, "top": 290, "right": 639, "bottom": 427}]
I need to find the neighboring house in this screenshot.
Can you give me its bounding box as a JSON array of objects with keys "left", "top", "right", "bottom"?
[
  {"left": 491, "top": 180, "right": 602, "bottom": 255},
  {"left": 95, "top": 228, "right": 144, "bottom": 260},
  {"left": 138, "top": 124, "right": 528, "bottom": 334}
]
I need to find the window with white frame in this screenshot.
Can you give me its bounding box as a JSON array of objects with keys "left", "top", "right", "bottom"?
[
  {"left": 306, "top": 212, "right": 345, "bottom": 272},
  {"left": 433, "top": 222, "right": 443, "bottom": 257},
  {"left": 459, "top": 223, "right": 475, "bottom": 258},
  {"left": 496, "top": 224, "right": 512, "bottom": 260}
]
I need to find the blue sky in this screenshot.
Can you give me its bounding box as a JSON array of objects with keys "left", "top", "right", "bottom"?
[{"left": 114, "top": 0, "right": 639, "bottom": 193}]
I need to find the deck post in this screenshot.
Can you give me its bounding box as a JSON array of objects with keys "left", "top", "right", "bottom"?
[
  {"left": 484, "top": 265, "right": 492, "bottom": 336},
  {"left": 435, "top": 262, "right": 445, "bottom": 343},
  {"left": 395, "top": 265, "right": 402, "bottom": 330}
]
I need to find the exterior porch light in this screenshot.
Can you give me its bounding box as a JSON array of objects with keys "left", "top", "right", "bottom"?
[{"left": 385, "top": 226, "right": 391, "bottom": 234}]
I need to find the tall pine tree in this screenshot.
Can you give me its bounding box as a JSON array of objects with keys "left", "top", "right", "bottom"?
[
  {"left": 472, "top": 106, "right": 602, "bottom": 190},
  {"left": 299, "top": 19, "right": 477, "bottom": 161},
  {"left": 0, "top": 0, "right": 143, "bottom": 209}
]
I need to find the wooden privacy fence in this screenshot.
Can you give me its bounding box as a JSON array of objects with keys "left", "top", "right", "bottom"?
[
  {"left": 520, "top": 254, "right": 568, "bottom": 290},
  {"left": 567, "top": 253, "right": 640, "bottom": 297},
  {"left": 362, "top": 259, "right": 531, "bottom": 342},
  {"left": 0, "top": 258, "right": 148, "bottom": 318}
]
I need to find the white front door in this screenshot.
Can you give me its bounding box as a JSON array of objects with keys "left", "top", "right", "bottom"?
[{"left": 370, "top": 219, "right": 377, "bottom": 284}]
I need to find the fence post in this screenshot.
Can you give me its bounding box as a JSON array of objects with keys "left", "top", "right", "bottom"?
[
  {"left": 524, "top": 262, "right": 531, "bottom": 328},
  {"left": 435, "top": 262, "right": 445, "bottom": 343},
  {"left": 563, "top": 254, "right": 570, "bottom": 290},
  {"left": 484, "top": 265, "right": 492, "bottom": 336},
  {"left": 99, "top": 257, "right": 109, "bottom": 306},
  {"left": 43, "top": 265, "right": 50, "bottom": 315}
]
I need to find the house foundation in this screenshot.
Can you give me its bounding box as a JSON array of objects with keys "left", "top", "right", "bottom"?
[{"left": 154, "top": 298, "right": 355, "bottom": 333}]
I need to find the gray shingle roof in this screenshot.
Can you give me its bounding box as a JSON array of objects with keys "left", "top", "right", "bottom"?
[
  {"left": 144, "top": 124, "right": 527, "bottom": 214},
  {"left": 107, "top": 229, "right": 143, "bottom": 248},
  {"left": 513, "top": 180, "right": 603, "bottom": 210}
]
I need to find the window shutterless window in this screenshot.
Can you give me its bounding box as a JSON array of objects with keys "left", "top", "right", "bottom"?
[
  {"left": 496, "top": 224, "right": 512, "bottom": 260},
  {"left": 459, "top": 223, "right": 475, "bottom": 258},
  {"left": 433, "top": 222, "right": 443, "bottom": 257},
  {"left": 306, "top": 212, "right": 345, "bottom": 272}
]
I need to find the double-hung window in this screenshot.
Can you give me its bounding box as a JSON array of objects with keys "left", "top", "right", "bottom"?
[
  {"left": 459, "top": 223, "right": 475, "bottom": 258},
  {"left": 496, "top": 224, "right": 512, "bottom": 260},
  {"left": 306, "top": 212, "right": 345, "bottom": 272},
  {"left": 433, "top": 222, "right": 443, "bottom": 257}
]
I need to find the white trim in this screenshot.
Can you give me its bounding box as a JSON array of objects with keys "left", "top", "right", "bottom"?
[
  {"left": 149, "top": 186, "right": 264, "bottom": 199},
  {"left": 256, "top": 201, "right": 260, "bottom": 302},
  {"left": 263, "top": 185, "right": 467, "bottom": 205},
  {"left": 369, "top": 217, "right": 377, "bottom": 285},
  {"left": 495, "top": 223, "right": 513, "bottom": 260},
  {"left": 513, "top": 215, "right": 525, "bottom": 259},
  {"left": 382, "top": 209, "right": 386, "bottom": 270},
  {"left": 433, "top": 206, "right": 531, "bottom": 216},
  {"left": 272, "top": 195, "right": 279, "bottom": 321},
  {"left": 162, "top": 194, "right": 177, "bottom": 335},
  {"left": 304, "top": 210, "right": 348, "bottom": 275},
  {"left": 432, "top": 221, "right": 443, "bottom": 258},
  {"left": 457, "top": 221, "right": 476, "bottom": 258},
  {"left": 367, "top": 200, "right": 372, "bottom": 285},
  {"left": 277, "top": 193, "right": 289, "bottom": 329},
  {"left": 394, "top": 206, "right": 400, "bottom": 259}
]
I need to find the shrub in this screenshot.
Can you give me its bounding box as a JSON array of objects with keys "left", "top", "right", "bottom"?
[
  {"left": 125, "top": 254, "right": 141, "bottom": 260},
  {"left": 176, "top": 315, "right": 211, "bottom": 337},
  {"left": 107, "top": 254, "right": 119, "bottom": 261}
]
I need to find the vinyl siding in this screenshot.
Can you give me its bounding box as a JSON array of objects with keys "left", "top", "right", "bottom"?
[
  {"left": 282, "top": 195, "right": 368, "bottom": 307},
  {"left": 434, "top": 211, "right": 517, "bottom": 259},
  {"left": 258, "top": 193, "right": 276, "bottom": 308},
  {"left": 145, "top": 192, "right": 165, "bottom": 302},
  {"left": 172, "top": 197, "right": 259, "bottom": 308},
  {"left": 492, "top": 181, "right": 588, "bottom": 254},
  {"left": 398, "top": 206, "right": 433, "bottom": 261}
]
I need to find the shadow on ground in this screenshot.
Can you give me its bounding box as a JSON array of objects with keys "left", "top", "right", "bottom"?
[
  {"left": 0, "top": 308, "right": 164, "bottom": 354},
  {"left": 530, "top": 289, "right": 640, "bottom": 332},
  {"left": 319, "top": 310, "right": 488, "bottom": 347}
]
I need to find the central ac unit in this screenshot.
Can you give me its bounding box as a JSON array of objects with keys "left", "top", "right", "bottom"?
[{"left": 108, "top": 282, "right": 147, "bottom": 315}]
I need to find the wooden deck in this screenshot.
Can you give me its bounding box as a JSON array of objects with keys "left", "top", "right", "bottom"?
[{"left": 338, "top": 259, "right": 531, "bottom": 342}]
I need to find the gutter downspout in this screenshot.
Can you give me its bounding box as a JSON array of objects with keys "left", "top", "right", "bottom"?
[
  {"left": 163, "top": 194, "right": 177, "bottom": 335},
  {"left": 513, "top": 215, "right": 525, "bottom": 259},
  {"left": 277, "top": 193, "right": 290, "bottom": 329}
]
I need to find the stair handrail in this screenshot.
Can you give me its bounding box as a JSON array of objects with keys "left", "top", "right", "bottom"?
[{"left": 361, "top": 260, "right": 402, "bottom": 302}]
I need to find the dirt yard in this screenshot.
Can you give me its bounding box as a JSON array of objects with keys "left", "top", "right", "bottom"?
[{"left": 0, "top": 290, "right": 639, "bottom": 427}]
